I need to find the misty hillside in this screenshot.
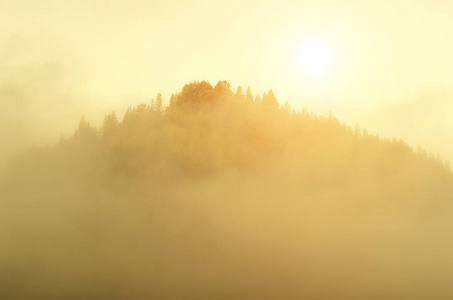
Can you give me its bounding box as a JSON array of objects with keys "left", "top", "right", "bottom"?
[{"left": 1, "top": 81, "right": 453, "bottom": 300}]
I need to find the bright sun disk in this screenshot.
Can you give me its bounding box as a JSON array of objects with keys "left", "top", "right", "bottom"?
[{"left": 298, "top": 41, "right": 334, "bottom": 77}]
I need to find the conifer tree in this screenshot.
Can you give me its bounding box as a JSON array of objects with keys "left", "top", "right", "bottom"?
[
  {"left": 235, "top": 86, "right": 245, "bottom": 101},
  {"left": 262, "top": 89, "right": 279, "bottom": 110},
  {"left": 245, "top": 87, "right": 253, "bottom": 103},
  {"left": 283, "top": 101, "right": 291, "bottom": 114},
  {"left": 155, "top": 93, "right": 163, "bottom": 113},
  {"left": 254, "top": 95, "right": 261, "bottom": 105}
]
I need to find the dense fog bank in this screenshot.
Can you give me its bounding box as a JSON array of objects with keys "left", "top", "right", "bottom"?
[{"left": 1, "top": 81, "right": 453, "bottom": 299}]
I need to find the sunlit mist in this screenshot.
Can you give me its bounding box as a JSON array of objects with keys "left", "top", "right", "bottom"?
[{"left": 1, "top": 1, "right": 453, "bottom": 299}]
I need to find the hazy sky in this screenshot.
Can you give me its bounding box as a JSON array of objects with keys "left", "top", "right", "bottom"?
[{"left": 1, "top": 0, "right": 453, "bottom": 161}]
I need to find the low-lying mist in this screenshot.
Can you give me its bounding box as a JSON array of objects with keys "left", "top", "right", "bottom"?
[
  {"left": 0, "top": 33, "right": 93, "bottom": 167},
  {"left": 1, "top": 81, "right": 453, "bottom": 299}
]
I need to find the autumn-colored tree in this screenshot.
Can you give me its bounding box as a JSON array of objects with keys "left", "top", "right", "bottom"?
[{"left": 176, "top": 81, "right": 214, "bottom": 107}]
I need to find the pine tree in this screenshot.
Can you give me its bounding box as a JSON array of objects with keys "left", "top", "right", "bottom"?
[
  {"left": 235, "top": 86, "right": 245, "bottom": 101},
  {"left": 262, "top": 89, "right": 279, "bottom": 110},
  {"left": 74, "top": 116, "right": 97, "bottom": 143},
  {"left": 101, "top": 112, "right": 119, "bottom": 142},
  {"left": 169, "top": 94, "right": 176, "bottom": 108},
  {"left": 283, "top": 101, "right": 291, "bottom": 114},
  {"left": 254, "top": 95, "right": 261, "bottom": 106},
  {"left": 245, "top": 87, "right": 253, "bottom": 103},
  {"left": 155, "top": 93, "right": 163, "bottom": 113}
]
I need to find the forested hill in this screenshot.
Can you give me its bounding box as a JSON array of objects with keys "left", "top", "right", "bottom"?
[
  {"left": 4, "top": 80, "right": 450, "bottom": 188},
  {"left": 1, "top": 81, "right": 453, "bottom": 300}
]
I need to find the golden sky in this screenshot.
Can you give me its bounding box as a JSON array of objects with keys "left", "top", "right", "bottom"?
[{"left": 1, "top": 0, "right": 453, "bottom": 160}]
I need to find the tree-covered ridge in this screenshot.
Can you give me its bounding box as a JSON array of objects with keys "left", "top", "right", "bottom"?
[
  {"left": 56, "top": 80, "right": 450, "bottom": 183},
  {"left": 3, "top": 80, "right": 451, "bottom": 207}
]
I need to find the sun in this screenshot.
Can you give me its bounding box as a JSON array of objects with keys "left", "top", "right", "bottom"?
[{"left": 298, "top": 41, "right": 334, "bottom": 77}]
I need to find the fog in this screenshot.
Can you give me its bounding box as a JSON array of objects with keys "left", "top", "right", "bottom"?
[
  {"left": 1, "top": 80, "right": 453, "bottom": 299},
  {"left": 2, "top": 1, "right": 453, "bottom": 299},
  {"left": 364, "top": 91, "right": 453, "bottom": 165},
  {"left": 0, "top": 33, "right": 87, "bottom": 166}
]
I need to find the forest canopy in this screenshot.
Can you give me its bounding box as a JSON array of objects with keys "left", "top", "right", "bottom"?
[{"left": 42, "top": 80, "right": 450, "bottom": 184}]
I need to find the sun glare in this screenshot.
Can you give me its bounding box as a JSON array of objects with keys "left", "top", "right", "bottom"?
[{"left": 298, "top": 41, "right": 334, "bottom": 77}]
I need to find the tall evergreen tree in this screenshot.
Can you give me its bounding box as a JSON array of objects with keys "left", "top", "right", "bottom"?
[
  {"left": 262, "top": 89, "right": 279, "bottom": 110},
  {"left": 235, "top": 86, "right": 245, "bottom": 101},
  {"left": 155, "top": 93, "right": 163, "bottom": 113},
  {"left": 254, "top": 95, "right": 261, "bottom": 106},
  {"left": 245, "top": 87, "right": 253, "bottom": 103}
]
